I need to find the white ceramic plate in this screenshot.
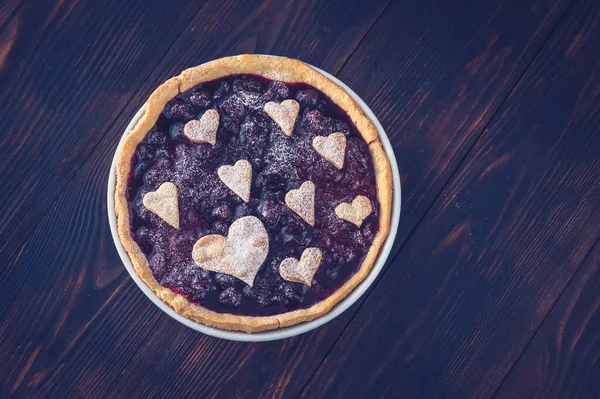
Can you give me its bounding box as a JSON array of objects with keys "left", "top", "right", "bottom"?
[{"left": 107, "top": 60, "right": 401, "bottom": 342}]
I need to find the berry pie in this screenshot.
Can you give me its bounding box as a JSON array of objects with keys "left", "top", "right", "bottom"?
[{"left": 114, "top": 55, "right": 392, "bottom": 332}]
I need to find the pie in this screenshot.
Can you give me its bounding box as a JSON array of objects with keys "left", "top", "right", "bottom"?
[{"left": 113, "top": 55, "right": 392, "bottom": 333}]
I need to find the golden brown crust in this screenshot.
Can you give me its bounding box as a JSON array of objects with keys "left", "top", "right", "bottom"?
[{"left": 113, "top": 55, "right": 393, "bottom": 333}]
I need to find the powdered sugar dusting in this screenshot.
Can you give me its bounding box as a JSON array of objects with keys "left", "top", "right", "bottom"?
[
  {"left": 184, "top": 109, "right": 220, "bottom": 144},
  {"left": 285, "top": 181, "right": 316, "bottom": 226},
  {"left": 264, "top": 99, "right": 300, "bottom": 136},
  {"left": 143, "top": 182, "right": 180, "bottom": 229},
  {"left": 312, "top": 132, "right": 347, "bottom": 169},
  {"left": 221, "top": 91, "right": 262, "bottom": 120},
  {"left": 279, "top": 247, "right": 323, "bottom": 286},
  {"left": 192, "top": 216, "right": 269, "bottom": 287},
  {"left": 128, "top": 74, "right": 381, "bottom": 315},
  {"left": 217, "top": 160, "right": 252, "bottom": 202},
  {"left": 335, "top": 195, "right": 373, "bottom": 227}
]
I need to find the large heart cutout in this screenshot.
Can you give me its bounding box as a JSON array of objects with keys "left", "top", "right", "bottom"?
[
  {"left": 279, "top": 247, "right": 323, "bottom": 286},
  {"left": 312, "top": 132, "right": 347, "bottom": 169},
  {"left": 192, "top": 216, "right": 269, "bottom": 286},
  {"left": 285, "top": 181, "right": 315, "bottom": 226},
  {"left": 184, "top": 109, "right": 220, "bottom": 145},
  {"left": 143, "top": 182, "right": 179, "bottom": 228},
  {"left": 264, "top": 99, "right": 299, "bottom": 136},
  {"left": 218, "top": 160, "right": 252, "bottom": 202},
  {"left": 335, "top": 195, "right": 372, "bottom": 227}
]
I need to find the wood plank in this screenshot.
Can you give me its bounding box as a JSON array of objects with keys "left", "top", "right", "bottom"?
[
  {"left": 0, "top": 0, "right": 23, "bottom": 34},
  {"left": 101, "top": 0, "right": 578, "bottom": 398},
  {"left": 496, "top": 241, "right": 600, "bottom": 398},
  {"left": 0, "top": 0, "right": 390, "bottom": 396},
  {"left": 300, "top": 0, "right": 600, "bottom": 397},
  {"left": 0, "top": 0, "right": 209, "bottom": 252},
  {"left": 0, "top": 0, "right": 209, "bottom": 266}
]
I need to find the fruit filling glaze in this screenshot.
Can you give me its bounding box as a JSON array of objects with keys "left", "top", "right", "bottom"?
[{"left": 127, "top": 74, "right": 380, "bottom": 316}]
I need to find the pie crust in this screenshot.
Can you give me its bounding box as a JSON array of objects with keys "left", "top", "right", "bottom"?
[{"left": 114, "top": 54, "right": 392, "bottom": 333}]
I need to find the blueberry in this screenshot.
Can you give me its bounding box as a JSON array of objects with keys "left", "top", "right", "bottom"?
[
  {"left": 264, "top": 81, "right": 290, "bottom": 100},
  {"left": 187, "top": 273, "right": 212, "bottom": 302},
  {"left": 164, "top": 101, "right": 194, "bottom": 121},
  {"left": 304, "top": 109, "right": 325, "bottom": 128},
  {"left": 213, "top": 81, "right": 231, "bottom": 100},
  {"left": 213, "top": 221, "right": 228, "bottom": 235},
  {"left": 212, "top": 203, "right": 232, "bottom": 221},
  {"left": 326, "top": 266, "right": 339, "bottom": 280},
  {"left": 219, "top": 287, "right": 242, "bottom": 307},
  {"left": 169, "top": 231, "right": 196, "bottom": 255},
  {"left": 187, "top": 89, "right": 211, "bottom": 108},
  {"left": 235, "top": 203, "right": 251, "bottom": 218},
  {"left": 169, "top": 122, "right": 186, "bottom": 141},
  {"left": 255, "top": 174, "right": 267, "bottom": 187},
  {"left": 252, "top": 157, "right": 264, "bottom": 170},
  {"left": 280, "top": 283, "right": 302, "bottom": 302},
  {"left": 233, "top": 77, "right": 263, "bottom": 93},
  {"left": 361, "top": 221, "right": 374, "bottom": 240},
  {"left": 136, "top": 143, "right": 154, "bottom": 162},
  {"left": 243, "top": 285, "right": 255, "bottom": 298},
  {"left": 299, "top": 229, "right": 313, "bottom": 246},
  {"left": 354, "top": 230, "right": 366, "bottom": 247},
  {"left": 334, "top": 120, "right": 350, "bottom": 135},
  {"left": 215, "top": 273, "right": 237, "bottom": 288},
  {"left": 240, "top": 113, "right": 270, "bottom": 142},
  {"left": 149, "top": 253, "right": 168, "bottom": 279},
  {"left": 286, "top": 214, "right": 305, "bottom": 232},
  {"left": 144, "top": 163, "right": 173, "bottom": 188},
  {"left": 135, "top": 226, "right": 150, "bottom": 243},
  {"left": 221, "top": 94, "right": 246, "bottom": 119},
  {"left": 133, "top": 161, "right": 149, "bottom": 181},
  {"left": 147, "top": 129, "right": 167, "bottom": 146},
  {"left": 296, "top": 89, "right": 319, "bottom": 108},
  {"left": 336, "top": 245, "right": 356, "bottom": 263},
  {"left": 221, "top": 117, "right": 240, "bottom": 137},
  {"left": 257, "top": 199, "right": 280, "bottom": 226}
]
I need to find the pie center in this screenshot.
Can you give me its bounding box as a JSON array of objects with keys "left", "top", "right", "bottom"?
[{"left": 126, "top": 74, "right": 379, "bottom": 316}]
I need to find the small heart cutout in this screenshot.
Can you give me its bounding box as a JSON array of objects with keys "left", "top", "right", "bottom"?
[
  {"left": 312, "top": 132, "right": 347, "bottom": 169},
  {"left": 279, "top": 247, "right": 323, "bottom": 286},
  {"left": 218, "top": 160, "right": 252, "bottom": 202},
  {"left": 264, "top": 99, "right": 299, "bottom": 136},
  {"left": 143, "top": 182, "right": 180, "bottom": 228},
  {"left": 192, "top": 216, "right": 269, "bottom": 286},
  {"left": 285, "top": 181, "right": 316, "bottom": 226},
  {"left": 184, "top": 109, "right": 220, "bottom": 145},
  {"left": 335, "top": 195, "right": 373, "bottom": 227}
]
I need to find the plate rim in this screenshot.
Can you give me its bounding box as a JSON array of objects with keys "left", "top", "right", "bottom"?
[{"left": 106, "top": 59, "right": 401, "bottom": 342}]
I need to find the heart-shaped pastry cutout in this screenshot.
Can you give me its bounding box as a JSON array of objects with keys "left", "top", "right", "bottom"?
[
  {"left": 192, "top": 216, "right": 269, "bottom": 286},
  {"left": 264, "top": 99, "right": 299, "bottom": 136},
  {"left": 285, "top": 181, "right": 315, "bottom": 226},
  {"left": 312, "top": 132, "right": 347, "bottom": 169},
  {"left": 335, "top": 195, "right": 372, "bottom": 227},
  {"left": 184, "top": 109, "right": 220, "bottom": 145},
  {"left": 279, "top": 247, "right": 323, "bottom": 286},
  {"left": 143, "top": 182, "right": 180, "bottom": 228},
  {"left": 217, "top": 160, "right": 252, "bottom": 202}
]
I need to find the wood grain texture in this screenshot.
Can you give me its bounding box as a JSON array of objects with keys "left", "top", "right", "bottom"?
[
  {"left": 100, "top": 0, "right": 577, "bottom": 398},
  {"left": 300, "top": 0, "right": 600, "bottom": 397},
  {"left": 0, "top": 0, "right": 390, "bottom": 397},
  {"left": 496, "top": 241, "right": 600, "bottom": 399},
  {"left": 0, "top": 0, "right": 23, "bottom": 35},
  {"left": 0, "top": 0, "right": 208, "bottom": 271},
  {"left": 2, "top": 0, "right": 598, "bottom": 398}
]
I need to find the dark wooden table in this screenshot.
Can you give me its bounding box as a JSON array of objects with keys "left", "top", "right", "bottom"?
[{"left": 2, "top": 0, "right": 600, "bottom": 397}]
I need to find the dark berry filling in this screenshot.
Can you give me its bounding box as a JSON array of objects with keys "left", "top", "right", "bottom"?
[{"left": 127, "top": 74, "right": 379, "bottom": 316}]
